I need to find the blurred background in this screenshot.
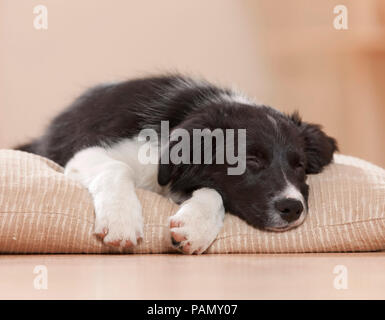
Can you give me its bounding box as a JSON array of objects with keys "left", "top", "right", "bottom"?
[{"left": 0, "top": 0, "right": 384, "bottom": 167}]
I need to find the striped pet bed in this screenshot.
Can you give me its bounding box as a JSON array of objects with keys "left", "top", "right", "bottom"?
[{"left": 0, "top": 150, "right": 384, "bottom": 253}]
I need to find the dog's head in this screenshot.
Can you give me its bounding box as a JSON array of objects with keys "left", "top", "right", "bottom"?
[{"left": 158, "top": 104, "right": 338, "bottom": 231}]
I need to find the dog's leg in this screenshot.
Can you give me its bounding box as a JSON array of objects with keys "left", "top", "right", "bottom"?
[
  {"left": 169, "top": 188, "right": 225, "bottom": 254},
  {"left": 64, "top": 147, "right": 143, "bottom": 248}
]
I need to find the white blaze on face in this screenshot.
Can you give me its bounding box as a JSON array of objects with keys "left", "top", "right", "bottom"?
[
  {"left": 278, "top": 166, "right": 306, "bottom": 212},
  {"left": 278, "top": 180, "right": 308, "bottom": 229},
  {"left": 280, "top": 182, "right": 305, "bottom": 207},
  {"left": 267, "top": 180, "right": 307, "bottom": 231}
]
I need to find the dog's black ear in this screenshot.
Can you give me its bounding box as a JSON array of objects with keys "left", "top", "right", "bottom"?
[
  {"left": 157, "top": 116, "right": 204, "bottom": 186},
  {"left": 158, "top": 162, "right": 172, "bottom": 186},
  {"left": 157, "top": 139, "right": 176, "bottom": 186},
  {"left": 157, "top": 131, "right": 190, "bottom": 186},
  {"left": 290, "top": 111, "right": 338, "bottom": 174}
]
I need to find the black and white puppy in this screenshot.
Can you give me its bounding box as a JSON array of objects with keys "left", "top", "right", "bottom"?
[{"left": 16, "top": 74, "right": 337, "bottom": 254}]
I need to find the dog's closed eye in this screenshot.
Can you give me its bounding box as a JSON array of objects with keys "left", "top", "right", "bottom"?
[
  {"left": 246, "top": 155, "right": 265, "bottom": 169},
  {"left": 288, "top": 151, "right": 304, "bottom": 168},
  {"left": 294, "top": 160, "right": 305, "bottom": 170},
  {"left": 291, "top": 159, "right": 306, "bottom": 180}
]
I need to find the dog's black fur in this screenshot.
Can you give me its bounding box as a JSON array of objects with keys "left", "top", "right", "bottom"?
[{"left": 16, "top": 74, "right": 338, "bottom": 229}]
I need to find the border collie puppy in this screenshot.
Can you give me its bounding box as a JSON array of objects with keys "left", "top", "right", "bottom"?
[{"left": 16, "top": 74, "right": 337, "bottom": 254}]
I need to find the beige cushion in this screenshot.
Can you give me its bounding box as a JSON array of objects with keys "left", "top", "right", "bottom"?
[{"left": 0, "top": 149, "right": 384, "bottom": 253}]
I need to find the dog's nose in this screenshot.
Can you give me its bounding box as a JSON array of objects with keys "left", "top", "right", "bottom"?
[{"left": 274, "top": 198, "right": 303, "bottom": 223}]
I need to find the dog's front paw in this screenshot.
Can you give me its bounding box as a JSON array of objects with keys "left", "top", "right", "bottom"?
[
  {"left": 93, "top": 194, "right": 143, "bottom": 248},
  {"left": 169, "top": 198, "right": 224, "bottom": 254}
]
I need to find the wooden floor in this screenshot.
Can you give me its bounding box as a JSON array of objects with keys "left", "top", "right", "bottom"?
[{"left": 0, "top": 253, "right": 384, "bottom": 299}]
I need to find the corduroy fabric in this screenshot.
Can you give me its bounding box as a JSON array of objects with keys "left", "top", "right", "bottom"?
[{"left": 0, "top": 150, "right": 384, "bottom": 253}]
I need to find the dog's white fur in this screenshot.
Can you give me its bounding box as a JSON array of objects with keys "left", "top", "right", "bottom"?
[
  {"left": 65, "top": 145, "right": 144, "bottom": 247},
  {"left": 279, "top": 182, "right": 307, "bottom": 227},
  {"left": 169, "top": 188, "right": 225, "bottom": 254},
  {"left": 64, "top": 134, "right": 306, "bottom": 251},
  {"left": 64, "top": 137, "right": 225, "bottom": 251},
  {"left": 64, "top": 135, "right": 306, "bottom": 250},
  {"left": 280, "top": 183, "right": 305, "bottom": 207},
  {"left": 266, "top": 181, "right": 307, "bottom": 231}
]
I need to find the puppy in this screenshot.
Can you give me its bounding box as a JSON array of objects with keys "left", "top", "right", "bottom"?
[{"left": 16, "top": 74, "right": 337, "bottom": 254}]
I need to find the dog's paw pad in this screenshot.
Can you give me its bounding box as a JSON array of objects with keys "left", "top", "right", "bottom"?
[
  {"left": 104, "top": 236, "right": 142, "bottom": 248},
  {"left": 169, "top": 189, "right": 225, "bottom": 255},
  {"left": 170, "top": 230, "right": 187, "bottom": 244},
  {"left": 94, "top": 216, "right": 144, "bottom": 249},
  {"left": 93, "top": 195, "right": 144, "bottom": 249},
  {"left": 95, "top": 228, "right": 108, "bottom": 240},
  {"left": 170, "top": 220, "right": 183, "bottom": 228},
  {"left": 181, "top": 242, "right": 191, "bottom": 253},
  {"left": 106, "top": 240, "right": 122, "bottom": 247},
  {"left": 168, "top": 212, "right": 222, "bottom": 255}
]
